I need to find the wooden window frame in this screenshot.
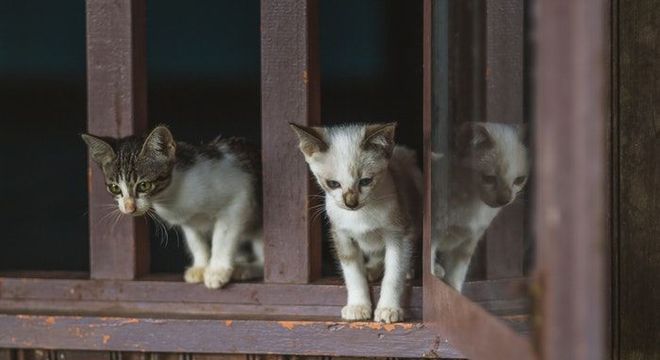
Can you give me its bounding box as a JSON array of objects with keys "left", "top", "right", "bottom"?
[{"left": 0, "top": 0, "right": 609, "bottom": 359}]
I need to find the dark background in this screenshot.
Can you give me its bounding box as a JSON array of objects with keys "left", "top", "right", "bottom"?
[{"left": 0, "top": 0, "right": 422, "bottom": 274}]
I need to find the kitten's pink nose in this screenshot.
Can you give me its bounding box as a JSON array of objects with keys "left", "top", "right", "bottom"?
[{"left": 123, "top": 198, "right": 136, "bottom": 214}]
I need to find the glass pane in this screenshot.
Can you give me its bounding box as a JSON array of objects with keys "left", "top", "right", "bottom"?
[{"left": 429, "top": 0, "right": 533, "bottom": 333}]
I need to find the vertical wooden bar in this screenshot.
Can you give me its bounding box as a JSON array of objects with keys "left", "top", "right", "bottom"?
[
  {"left": 534, "top": 0, "right": 607, "bottom": 358},
  {"left": 86, "top": 0, "right": 149, "bottom": 280},
  {"left": 483, "top": 0, "right": 526, "bottom": 279},
  {"left": 261, "top": 0, "right": 321, "bottom": 283}
]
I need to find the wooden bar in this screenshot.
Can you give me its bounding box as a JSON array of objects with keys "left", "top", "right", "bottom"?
[
  {"left": 0, "top": 315, "right": 462, "bottom": 358},
  {"left": 260, "top": 0, "right": 321, "bottom": 284},
  {"left": 534, "top": 0, "right": 607, "bottom": 358},
  {"left": 422, "top": 1, "right": 535, "bottom": 359},
  {"left": 483, "top": 0, "right": 526, "bottom": 279},
  {"left": 86, "top": 0, "right": 149, "bottom": 280}
]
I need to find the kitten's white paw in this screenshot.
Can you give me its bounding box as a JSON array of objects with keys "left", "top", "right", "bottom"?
[
  {"left": 203, "top": 266, "right": 233, "bottom": 289},
  {"left": 183, "top": 266, "right": 205, "bottom": 283},
  {"left": 374, "top": 307, "right": 404, "bottom": 323},
  {"left": 366, "top": 265, "right": 384, "bottom": 282},
  {"left": 341, "top": 304, "right": 372, "bottom": 321},
  {"left": 432, "top": 263, "right": 446, "bottom": 279}
]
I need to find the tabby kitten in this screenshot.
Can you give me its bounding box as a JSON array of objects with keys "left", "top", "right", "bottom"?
[
  {"left": 291, "top": 123, "right": 422, "bottom": 323},
  {"left": 431, "top": 122, "right": 528, "bottom": 291},
  {"left": 82, "top": 126, "right": 263, "bottom": 289}
]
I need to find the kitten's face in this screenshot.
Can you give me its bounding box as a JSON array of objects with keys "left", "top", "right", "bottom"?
[
  {"left": 82, "top": 126, "right": 176, "bottom": 216},
  {"left": 291, "top": 123, "right": 396, "bottom": 211},
  {"left": 457, "top": 122, "right": 529, "bottom": 208}
]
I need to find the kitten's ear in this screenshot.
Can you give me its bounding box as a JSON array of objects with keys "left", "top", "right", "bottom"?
[
  {"left": 362, "top": 122, "right": 397, "bottom": 157},
  {"left": 81, "top": 134, "right": 116, "bottom": 166},
  {"left": 456, "top": 122, "right": 493, "bottom": 155},
  {"left": 140, "top": 126, "right": 176, "bottom": 161},
  {"left": 289, "top": 123, "right": 328, "bottom": 157}
]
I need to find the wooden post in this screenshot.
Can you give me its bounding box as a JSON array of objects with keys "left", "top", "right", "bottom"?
[
  {"left": 534, "top": 0, "right": 607, "bottom": 358},
  {"left": 260, "top": 0, "right": 321, "bottom": 283},
  {"left": 86, "top": 0, "right": 149, "bottom": 280}
]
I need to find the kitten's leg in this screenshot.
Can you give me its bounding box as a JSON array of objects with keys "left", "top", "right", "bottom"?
[
  {"left": 374, "top": 234, "right": 412, "bottom": 323},
  {"left": 204, "top": 219, "right": 243, "bottom": 289},
  {"left": 433, "top": 226, "right": 470, "bottom": 281},
  {"left": 334, "top": 231, "right": 372, "bottom": 321},
  {"left": 364, "top": 249, "right": 385, "bottom": 282},
  {"left": 442, "top": 239, "right": 478, "bottom": 292},
  {"left": 181, "top": 226, "right": 209, "bottom": 284}
]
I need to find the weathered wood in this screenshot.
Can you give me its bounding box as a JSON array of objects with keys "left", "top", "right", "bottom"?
[
  {"left": 0, "top": 315, "right": 462, "bottom": 358},
  {"left": 86, "top": 0, "right": 149, "bottom": 280},
  {"left": 260, "top": 0, "right": 322, "bottom": 284},
  {"left": 483, "top": 0, "right": 526, "bottom": 279},
  {"left": 617, "top": 0, "right": 660, "bottom": 358},
  {"left": 423, "top": 1, "right": 535, "bottom": 359},
  {"left": 534, "top": 0, "right": 608, "bottom": 358}
]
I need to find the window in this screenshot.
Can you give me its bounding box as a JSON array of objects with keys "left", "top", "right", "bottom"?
[{"left": 0, "top": 0, "right": 608, "bottom": 358}]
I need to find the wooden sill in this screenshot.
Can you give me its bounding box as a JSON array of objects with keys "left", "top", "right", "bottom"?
[{"left": 0, "top": 314, "right": 463, "bottom": 358}]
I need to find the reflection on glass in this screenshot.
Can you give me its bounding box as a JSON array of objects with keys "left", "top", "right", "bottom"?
[
  {"left": 429, "top": 0, "right": 532, "bottom": 297},
  {"left": 431, "top": 123, "right": 529, "bottom": 291}
]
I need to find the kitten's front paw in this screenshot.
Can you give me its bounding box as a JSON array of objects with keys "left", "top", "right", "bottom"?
[
  {"left": 432, "top": 263, "right": 446, "bottom": 279},
  {"left": 203, "top": 266, "right": 233, "bottom": 289},
  {"left": 374, "top": 307, "right": 404, "bottom": 323},
  {"left": 183, "top": 266, "right": 205, "bottom": 283},
  {"left": 341, "top": 304, "right": 372, "bottom": 321}
]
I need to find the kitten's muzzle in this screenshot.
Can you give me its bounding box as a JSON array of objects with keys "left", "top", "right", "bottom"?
[{"left": 342, "top": 191, "right": 360, "bottom": 210}]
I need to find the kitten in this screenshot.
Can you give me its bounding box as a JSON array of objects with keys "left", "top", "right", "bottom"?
[
  {"left": 291, "top": 123, "right": 422, "bottom": 323},
  {"left": 82, "top": 126, "right": 263, "bottom": 288},
  {"left": 431, "top": 122, "right": 528, "bottom": 292}
]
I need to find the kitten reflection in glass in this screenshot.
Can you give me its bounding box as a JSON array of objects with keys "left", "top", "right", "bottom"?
[
  {"left": 431, "top": 122, "right": 529, "bottom": 292},
  {"left": 82, "top": 126, "right": 264, "bottom": 289}
]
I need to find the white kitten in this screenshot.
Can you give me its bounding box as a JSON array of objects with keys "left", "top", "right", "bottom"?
[
  {"left": 431, "top": 122, "right": 528, "bottom": 291},
  {"left": 83, "top": 126, "right": 263, "bottom": 289},
  {"left": 291, "top": 123, "right": 422, "bottom": 323}
]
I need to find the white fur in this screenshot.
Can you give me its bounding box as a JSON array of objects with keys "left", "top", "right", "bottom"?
[
  {"left": 150, "top": 148, "right": 263, "bottom": 289},
  {"left": 294, "top": 124, "right": 422, "bottom": 323}
]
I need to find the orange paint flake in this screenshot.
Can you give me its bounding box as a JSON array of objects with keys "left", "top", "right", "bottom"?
[
  {"left": 278, "top": 321, "right": 299, "bottom": 330},
  {"left": 224, "top": 320, "right": 233, "bottom": 327},
  {"left": 102, "top": 335, "right": 111, "bottom": 344},
  {"left": 44, "top": 317, "right": 56, "bottom": 325}
]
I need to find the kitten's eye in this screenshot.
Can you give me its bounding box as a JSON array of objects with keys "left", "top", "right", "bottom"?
[
  {"left": 326, "top": 180, "right": 341, "bottom": 189},
  {"left": 107, "top": 184, "right": 122, "bottom": 195},
  {"left": 514, "top": 176, "right": 527, "bottom": 186},
  {"left": 481, "top": 174, "right": 497, "bottom": 185},
  {"left": 137, "top": 181, "right": 154, "bottom": 193},
  {"left": 359, "top": 178, "right": 373, "bottom": 187}
]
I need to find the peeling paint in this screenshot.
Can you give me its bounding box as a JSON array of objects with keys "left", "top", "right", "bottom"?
[
  {"left": 102, "top": 335, "right": 111, "bottom": 344},
  {"left": 44, "top": 317, "right": 56, "bottom": 326},
  {"left": 224, "top": 320, "right": 233, "bottom": 327},
  {"left": 303, "top": 70, "right": 308, "bottom": 84},
  {"left": 278, "top": 321, "right": 297, "bottom": 330}
]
